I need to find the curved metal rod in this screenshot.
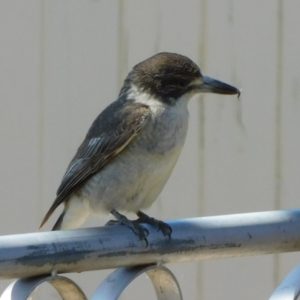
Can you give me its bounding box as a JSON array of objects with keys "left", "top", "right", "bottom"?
[
  {"left": 269, "top": 264, "right": 300, "bottom": 300},
  {"left": 91, "top": 264, "right": 183, "bottom": 300},
  {"left": 0, "top": 275, "right": 87, "bottom": 300}
]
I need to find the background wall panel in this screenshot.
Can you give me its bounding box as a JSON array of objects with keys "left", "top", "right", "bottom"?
[
  {"left": 0, "top": 1, "right": 300, "bottom": 299},
  {"left": 278, "top": 0, "right": 300, "bottom": 287},
  {"left": 200, "top": 2, "right": 280, "bottom": 299}
]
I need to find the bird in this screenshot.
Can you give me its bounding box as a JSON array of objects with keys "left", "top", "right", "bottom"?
[{"left": 40, "top": 52, "right": 240, "bottom": 243}]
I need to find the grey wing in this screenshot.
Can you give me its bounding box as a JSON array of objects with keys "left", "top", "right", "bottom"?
[{"left": 40, "top": 101, "right": 150, "bottom": 228}]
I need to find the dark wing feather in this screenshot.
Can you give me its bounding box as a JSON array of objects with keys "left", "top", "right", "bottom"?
[{"left": 40, "top": 100, "right": 150, "bottom": 228}]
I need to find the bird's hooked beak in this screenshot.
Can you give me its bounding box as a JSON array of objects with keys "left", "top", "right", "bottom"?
[{"left": 197, "top": 75, "right": 241, "bottom": 97}]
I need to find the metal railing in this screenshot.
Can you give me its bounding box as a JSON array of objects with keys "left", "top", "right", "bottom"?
[{"left": 1, "top": 210, "right": 300, "bottom": 299}]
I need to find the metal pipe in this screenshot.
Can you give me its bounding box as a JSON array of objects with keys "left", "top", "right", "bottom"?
[
  {"left": 269, "top": 264, "right": 300, "bottom": 299},
  {"left": 1, "top": 210, "right": 300, "bottom": 279}
]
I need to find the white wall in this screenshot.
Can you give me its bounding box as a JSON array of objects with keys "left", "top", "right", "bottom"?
[{"left": 0, "top": 1, "right": 300, "bottom": 299}]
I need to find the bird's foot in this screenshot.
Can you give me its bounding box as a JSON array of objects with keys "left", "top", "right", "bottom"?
[
  {"left": 136, "top": 211, "right": 172, "bottom": 241},
  {"left": 107, "top": 209, "right": 149, "bottom": 245}
]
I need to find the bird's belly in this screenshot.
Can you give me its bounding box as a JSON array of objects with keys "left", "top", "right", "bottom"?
[
  {"left": 127, "top": 150, "right": 179, "bottom": 210},
  {"left": 83, "top": 139, "right": 183, "bottom": 213},
  {"left": 81, "top": 106, "right": 189, "bottom": 213}
]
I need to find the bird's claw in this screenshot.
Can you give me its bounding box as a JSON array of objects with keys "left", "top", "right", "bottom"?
[
  {"left": 136, "top": 211, "right": 172, "bottom": 242},
  {"left": 156, "top": 221, "right": 172, "bottom": 241},
  {"left": 131, "top": 222, "right": 149, "bottom": 246},
  {"left": 105, "top": 220, "right": 118, "bottom": 226},
  {"left": 108, "top": 210, "right": 171, "bottom": 246},
  {"left": 106, "top": 212, "right": 149, "bottom": 246}
]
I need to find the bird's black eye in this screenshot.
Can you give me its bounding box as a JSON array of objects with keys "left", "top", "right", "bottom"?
[
  {"left": 178, "top": 80, "right": 187, "bottom": 88},
  {"left": 176, "top": 78, "right": 189, "bottom": 88},
  {"left": 161, "top": 77, "right": 189, "bottom": 89}
]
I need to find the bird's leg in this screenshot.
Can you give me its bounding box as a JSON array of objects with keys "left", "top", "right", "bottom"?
[
  {"left": 135, "top": 211, "right": 172, "bottom": 241},
  {"left": 107, "top": 209, "right": 149, "bottom": 244}
]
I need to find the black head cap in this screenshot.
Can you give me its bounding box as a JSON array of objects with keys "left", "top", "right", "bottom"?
[
  {"left": 123, "top": 52, "right": 202, "bottom": 101},
  {"left": 120, "top": 52, "right": 240, "bottom": 103}
]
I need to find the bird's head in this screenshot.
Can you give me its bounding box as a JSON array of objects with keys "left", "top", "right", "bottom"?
[{"left": 122, "top": 52, "right": 240, "bottom": 105}]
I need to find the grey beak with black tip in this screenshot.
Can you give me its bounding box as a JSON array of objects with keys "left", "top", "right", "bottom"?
[{"left": 199, "top": 75, "right": 241, "bottom": 97}]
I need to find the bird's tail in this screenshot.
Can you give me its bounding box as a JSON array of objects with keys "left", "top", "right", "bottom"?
[
  {"left": 52, "top": 211, "right": 65, "bottom": 231},
  {"left": 39, "top": 195, "right": 64, "bottom": 229},
  {"left": 40, "top": 195, "right": 89, "bottom": 231}
]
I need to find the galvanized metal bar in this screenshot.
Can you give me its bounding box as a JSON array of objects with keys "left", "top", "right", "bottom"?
[
  {"left": 269, "top": 264, "right": 300, "bottom": 300},
  {"left": 0, "top": 275, "right": 87, "bottom": 300},
  {"left": 91, "top": 265, "right": 183, "bottom": 300},
  {"left": 1, "top": 210, "right": 300, "bottom": 279}
]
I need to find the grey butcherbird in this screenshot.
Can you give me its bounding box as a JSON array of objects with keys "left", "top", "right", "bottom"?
[{"left": 40, "top": 52, "right": 240, "bottom": 243}]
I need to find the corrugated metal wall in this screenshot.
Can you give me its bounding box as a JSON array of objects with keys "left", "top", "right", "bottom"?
[{"left": 0, "top": 1, "right": 300, "bottom": 299}]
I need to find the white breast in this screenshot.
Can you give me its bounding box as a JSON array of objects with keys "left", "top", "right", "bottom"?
[
  {"left": 126, "top": 90, "right": 192, "bottom": 209},
  {"left": 83, "top": 89, "right": 194, "bottom": 214}
]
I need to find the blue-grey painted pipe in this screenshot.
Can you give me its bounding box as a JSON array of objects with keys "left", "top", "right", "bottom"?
[{"left": 1, "top": 210, "right": 300, "bottom": 279}]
